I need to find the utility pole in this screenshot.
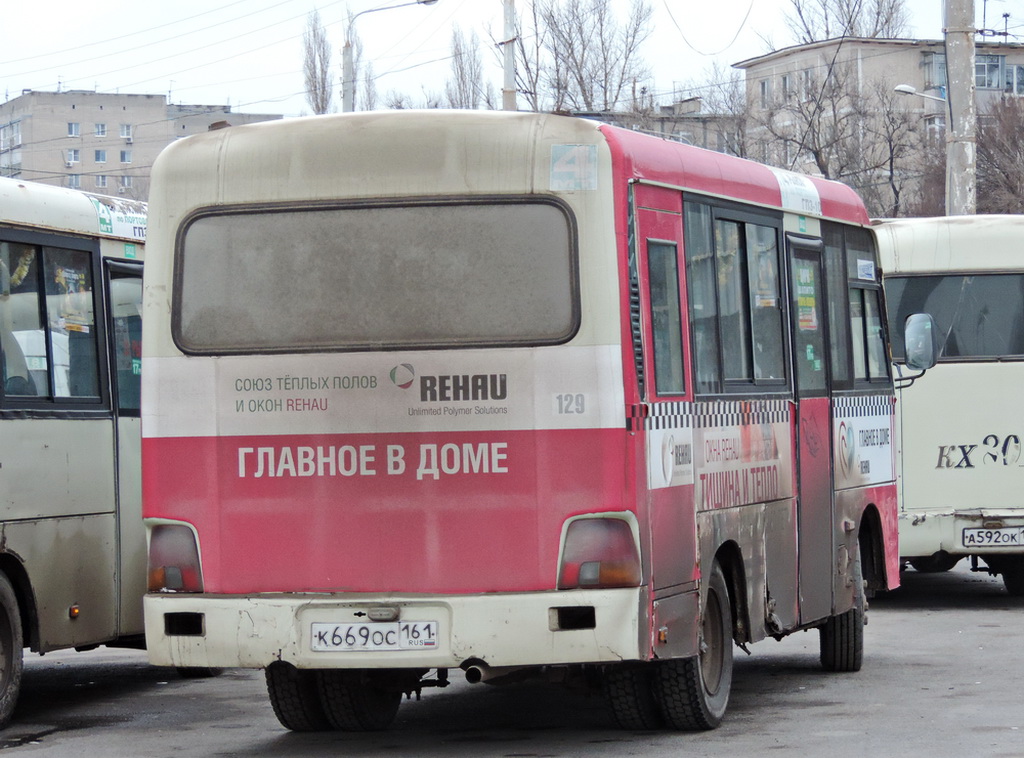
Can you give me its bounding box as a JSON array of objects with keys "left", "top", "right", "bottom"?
[
  {"left": 502, "top": 0, "right": 517, "bottom": 111},
  {"left": 944, "top": 0, "right": 977, "bottom": 215}
]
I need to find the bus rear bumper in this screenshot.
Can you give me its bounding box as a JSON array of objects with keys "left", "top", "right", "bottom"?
[
  {"left": 899, "top": 509, "right": 1024, "bottom": 558},
  {"left": 144, "top": 588, "right": 647, "bottom": 671}
]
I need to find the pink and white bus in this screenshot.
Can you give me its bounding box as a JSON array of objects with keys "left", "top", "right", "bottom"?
[{"left": 142, "top": 111, "right": 909, "bottom": 731}]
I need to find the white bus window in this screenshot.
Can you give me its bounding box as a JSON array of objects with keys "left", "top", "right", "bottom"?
[
  {"left": 646, "top": 240, "right": 684, "bottom": 395},
  {"left": 176, "top": 201, "right": 577, "bottom": 353},
  {"left": 886, "top": 274, "right": 1024, "bottom": 360}
]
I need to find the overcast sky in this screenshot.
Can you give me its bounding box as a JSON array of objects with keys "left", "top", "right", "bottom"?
[{"left": 0, "top": 1, "right": 999, "bottom": 118}]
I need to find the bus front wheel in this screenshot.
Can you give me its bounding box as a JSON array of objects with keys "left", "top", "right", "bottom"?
[
  {"left": 654, "top": 561, "right": 733, "bottom": 730},
  {"left": 999, "top": 559, "right": 1024, "bottom": 596},
  {"left": 0, "top": 572, "right": 24, "bottom": 729},
  {"left": 317, "top": 670, "right": 402, "bottom": 731}
]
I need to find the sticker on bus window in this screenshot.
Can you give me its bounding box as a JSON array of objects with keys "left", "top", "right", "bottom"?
[
  {"left": 857, "top": 259, "right": 876, "bottom": 281},
  {"left": 550, "top": 145, "right": 598, "bottom": 191}
]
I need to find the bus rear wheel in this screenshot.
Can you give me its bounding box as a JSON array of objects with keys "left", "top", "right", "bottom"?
[
  {"left": 265, "top": 662, "right": 331, "bottom": 732},
  {"left": 0, "top": 572, "right": 24, "bottom": 729},
  {"left": 317, "top": 670, "right": 402, "bottom": 731},
  {"left": 603, "top": 662, "right": 663, "bottom": 730},
  {"left": 654, "top": 561, "right": 733, "bottom": 730},
  {"left": 820, "top": 546, "right": 864, "bottom": 672}
]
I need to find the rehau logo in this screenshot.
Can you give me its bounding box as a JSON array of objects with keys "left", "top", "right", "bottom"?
[
  {"left": 390, "top": 364, "right": 415, "bottom": 389},
  {"left": 419, "top": 373, "right": 508, "bottom": 402}
]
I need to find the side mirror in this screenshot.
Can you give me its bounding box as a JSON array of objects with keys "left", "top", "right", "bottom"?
[{"left": 903, "top": 313, "right": 937, "bottom": 371}]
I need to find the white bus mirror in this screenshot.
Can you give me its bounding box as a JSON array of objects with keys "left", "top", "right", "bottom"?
[{"left": 904, "top": 313, "right": 937, "bottom": 371}]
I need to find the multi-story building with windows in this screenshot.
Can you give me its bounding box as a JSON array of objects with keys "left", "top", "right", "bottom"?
[
  {"left": 0, "top": 90, "right": 281, "bottom": 200},
  {"left": 733, "top": 37, "right": 1024, "bottom": 215}
]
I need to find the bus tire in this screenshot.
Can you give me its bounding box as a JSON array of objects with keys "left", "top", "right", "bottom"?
[
  {"left": 1000, "top": 559, "right": 1024, "bottom": 596},
  {"left": 265, "top": 662, "right": 331, "bottom": 732},
  {"left": 654, "top": 561, "right": 733, "bottom": 730},
  {"left": 317, "top": 670, "right": 401, "bottom": 731},
  {"left": 908, "top": 553, "right": 960, "bottom": 573},
  {"left": 0, "top": 572, "right": 24, "bottom": 729},
  {"left": 820, "top": 546, "right": 864, "bottom": 672},
  {"left": 603, "top": 662, "right": 663, "bottom": 730}
]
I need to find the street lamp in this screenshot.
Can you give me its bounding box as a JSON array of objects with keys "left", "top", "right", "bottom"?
[
  {"left": 342, "top": 0, "right": 439, "bottom": 113},
  {"left": 893, "top": 84, "right": 946, "bottom": 103},
  {"left": 894, "top": 82, "right": 976, "bottom": 216}
]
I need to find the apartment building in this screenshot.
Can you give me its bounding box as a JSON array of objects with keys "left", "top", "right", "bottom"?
[
  {"left": 732, "top": 37, "right": 1024, "bottom": 214},
  {"left": 0, "top": 90, "right": 281, "bottom": 200}
]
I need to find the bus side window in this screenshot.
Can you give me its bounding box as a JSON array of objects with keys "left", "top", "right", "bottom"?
[
  {"left": 1, "top": 242, "right": 46, "bottom": 397},
  {"left": 646, "top": 240, "right": 685, "bottom": 395},
  {"left": 684, "top": 202, "right": 719, "bottom": 394},
  {"left": 43, "top": 247, "right": 100, "bottom": 400},
  {"left": 110, "top": 274, "right": 143, "bottom": 412}
]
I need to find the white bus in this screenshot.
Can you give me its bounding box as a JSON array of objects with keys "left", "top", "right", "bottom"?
[
  {"left": 877, "top": 214, "right": 1024, "bottom": 595},
  {"left": 141, "top": 111, "right": 925, "bottom": 732},
  {"left": 0, "top": 176, "right": 146, "bottom": 725}
]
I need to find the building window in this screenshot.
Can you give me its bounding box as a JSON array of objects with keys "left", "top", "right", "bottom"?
[
  {"left": 120, "top": 175, "right": 133, "bottom": 189},
  {"left": 66, "top": 149, "right": 80, "bottom": 164},
  {"left": 759, "top": 79, "right": 772, "bottom": 108},
  {"left": 67, "top": 122, "right": 80, "bottom": 137},
  {"left": 96, "top": 175, "right": 108, "bottom": 188},
  {"left": 1005, "top": 64, "right": 1024, "bottom": 95},
  {"left": 120, "top": 150, "right": 132, "bottom": 164},
  {"left": 977, "top": 54, "right": 1003, "bottom": 89},
  {"left": 1, "top": 122, "right": 22, "bottom": 150},
  {"left": 68, "top": 174, "right": 81, "bottom": 188},
  {"left": 781, "top": 74, "right": 794, "bottom": 101},
  {"left": 95, "top": 123, "right": 107, "bottom": 137},
  {"left": 95, "top": 149, "right": 107, "bottom": 163},
  {"left": 800, "top": 69, "right": 813, "bottom": 100},
  {"left": 119, "top": 123, "right": 132, "bottom": 139},
  {"left": 923, "top": 52, "right": 947, "bottom": 89}
]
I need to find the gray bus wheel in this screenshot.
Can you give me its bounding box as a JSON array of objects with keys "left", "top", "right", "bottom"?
[
  {"left": 654, "top": 561, "right": 733, "bottom": 730},
  {"left": 317, "top": 670, "right": 402, "bottom": 731},
  {"left": 0, "top": 572, "right": 24, "bottom": 729},
  {"left": 820, "top": 547, "right": 865, "bottom": 672},
  {"left": 265, "top": 662, "right": 331, "bottom": 732}
]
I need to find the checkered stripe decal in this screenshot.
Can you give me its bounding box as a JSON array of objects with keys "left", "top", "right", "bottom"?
[
  {"left": 833, "top": 394, "right": 893, "bottom": 417},
  {"left": 628, "top": 399, "right": 791, "bottom": 430}
]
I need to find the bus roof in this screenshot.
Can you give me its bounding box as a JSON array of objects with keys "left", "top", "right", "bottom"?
[
  {"left": 875, "top": 214, "right": 1024, "bottom": 274},
  {"left": 0, "top": 176, "right": 147, "bottom": 243},
  {"left": 149, "top": 111, "right": 867, "bottom": 226}
]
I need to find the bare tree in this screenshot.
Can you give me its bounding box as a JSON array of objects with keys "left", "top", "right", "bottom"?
[
  {"left": 785, "top": 0, "right": 909, "bottom": 44},
  {"left": 445, "top": 26, "right": 486, "bottom": 109},
  {"left": 363, "top": 62, "right": 378, "bottom": 111},
  {"left": 539, "top": 0, "right": 653, "bottom": 112},
  {"left": 303, "top": 9, "right": 334, "bottom": 115},
  {"left": 687, "top": 63, "right": 754, "bottom": 158},
  {"left": 859, "top": 79, "right": 921, "bottom": 216},
  {"left": 977, "top": 97, "right": 1024, "bottom": 213}
]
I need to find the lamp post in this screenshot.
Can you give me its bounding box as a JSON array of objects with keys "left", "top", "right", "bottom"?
[
  {"left": 893, "top": 0, "right": 976, "bottom": 216},
  {"left": 341, "top": 0, "right": 439, "bottom": 113}
]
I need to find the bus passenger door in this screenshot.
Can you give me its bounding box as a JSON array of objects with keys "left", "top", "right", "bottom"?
[
  {"left": 105, "top": 261, "right": 146, "bottom": 636},
  {"left": 788, "top": 239, "right": 834, "bottom": 624}
]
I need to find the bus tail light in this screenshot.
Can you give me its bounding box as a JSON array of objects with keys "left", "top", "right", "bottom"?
[
  {"left": 148, "top": 524, "right": 204, "bottom": 593},
  {"left": 557, "top": 517, "right": 641, "bottom": 590}
]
